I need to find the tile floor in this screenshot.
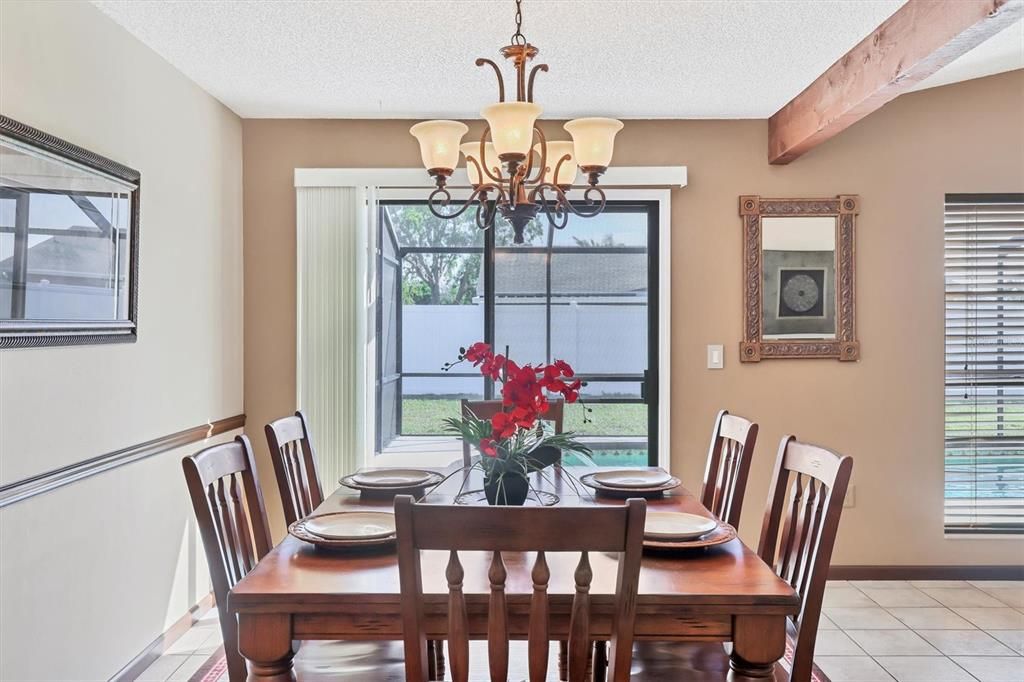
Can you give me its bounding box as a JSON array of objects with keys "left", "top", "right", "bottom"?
[{"left": 138, "top": 580, "right": 1024, "bottom": 682}]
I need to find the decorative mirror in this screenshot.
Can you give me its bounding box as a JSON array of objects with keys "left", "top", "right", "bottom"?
[
  {"left": 0, "top": 115, "right": 140, "bottom": 348},
  {"left": 739, "top": 195, "right": 859, "bottom": 362}
]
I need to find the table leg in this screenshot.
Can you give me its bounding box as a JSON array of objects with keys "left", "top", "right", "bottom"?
[
  {"left": 237, "top": 613, "right": 295, "bottom": 681},
  {"left": 728, "top": 614, "right": 786, "bottom": 681},
  {"left": 592, "top": 641, "right": 608, "bottom": 681}
]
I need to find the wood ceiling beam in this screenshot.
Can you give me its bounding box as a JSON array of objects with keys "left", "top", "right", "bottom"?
[{"left": 768, "top": 0, "right": 1024, "bottom": 165}]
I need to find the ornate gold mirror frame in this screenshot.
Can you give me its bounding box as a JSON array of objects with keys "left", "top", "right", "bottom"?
[{"left": 739, "top": 195, "right": 860, "bottom": 362}]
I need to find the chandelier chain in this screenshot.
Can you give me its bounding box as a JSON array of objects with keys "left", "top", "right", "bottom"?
[{"left": 511, "top": 0, "right": 526, "bottom": 45}]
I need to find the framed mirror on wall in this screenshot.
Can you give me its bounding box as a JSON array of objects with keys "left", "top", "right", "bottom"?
[
  {"left": 739, "top": 195, "right": 859, "bottom": 362},
  {"left": 0, "top": 115, "right": 140, "bottom": 348}
]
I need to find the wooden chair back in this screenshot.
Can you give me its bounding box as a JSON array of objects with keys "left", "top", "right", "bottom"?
[
  {"left": 264, "top": 410, "right": 324, "bottom": 526},
  {"left": 182, "top": 435, "right": 273, "bottom": 682},
  {"left": 757, "top": 436, "right": 853, "bottom": 682},
  {"left": 700, "top": 410, "right": 759, "bottom": 528},
  {"left": 460, "top": 399, "right": 564, "bottom": 466},
  {"left": 395, "top": 496, "right": 646, "bottom": 682}
]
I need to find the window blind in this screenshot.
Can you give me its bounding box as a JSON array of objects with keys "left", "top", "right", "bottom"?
[{"left": 944, "top": 193, "right": 1024, "bottom": 534}]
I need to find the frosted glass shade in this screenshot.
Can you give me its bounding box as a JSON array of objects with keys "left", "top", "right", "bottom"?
[
  {"left": 564, "top": 117, "right": 624, "bottom": 168},
  {"left": 534, "top": 141, "right": 577, "bottom": 186},
  {"left": 460, "top": 142, "right": 500, "bottom": 186},
  {"left": 481, "top": 102, "right": 542, "bottom": 157},
  {"left": 409, "top": 120, "right": 469, "bottom": 170}
]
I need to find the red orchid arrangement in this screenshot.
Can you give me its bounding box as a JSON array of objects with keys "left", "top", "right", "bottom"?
[{"left": 443, "top": 342, "right": 592, "bottom": 475}]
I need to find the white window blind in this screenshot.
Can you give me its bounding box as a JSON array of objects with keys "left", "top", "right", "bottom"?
[{"left": 944, "top": 194, "right": 1024, "bottom": 534}]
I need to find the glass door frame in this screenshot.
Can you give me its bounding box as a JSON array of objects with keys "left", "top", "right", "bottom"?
[{"left": 374, "top": 188, "right": 672, "bottom": 470}]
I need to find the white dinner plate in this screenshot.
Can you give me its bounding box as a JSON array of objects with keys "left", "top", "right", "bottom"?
[
  {"left": 351, "top": 468, "right": 433, "bottom": 488},
  {"left": 644, "top": 512, "right": 718, "bottom": 541},
  {"left": 303, "top": 512, "right": 396, "bottom": 540},
  {"left": 591, "top": 469, "right": 673, "bottom": 489}
]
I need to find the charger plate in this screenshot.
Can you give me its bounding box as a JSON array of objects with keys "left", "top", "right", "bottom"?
[
  {"left": 578, "top": 472, "right": 681, "bottom": 498},
  {"left": 592, "top": 469, "right": 673, "bottom": 488},
  {"left": 289, "top": 512, "right": 397, "bottom": 550},
  {"left": 645, "top": 511, "right": 718, "bottom": 541},
  {"left": 642, "top": 522, "right": 737, "bottom": 551},
  {"left": 339, "top": 470, "right": 444, "bottom": 495}
]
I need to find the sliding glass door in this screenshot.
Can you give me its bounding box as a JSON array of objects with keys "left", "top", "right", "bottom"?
[{"left": 376, "top": 200, "right": 659, "bottom": 465}]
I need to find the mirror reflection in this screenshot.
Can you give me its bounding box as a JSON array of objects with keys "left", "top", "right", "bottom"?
[{"left": 761, "top": 216, "right": 837, "bottom": 339}]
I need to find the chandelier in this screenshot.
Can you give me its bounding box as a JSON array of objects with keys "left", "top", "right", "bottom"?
[{"left": 409, "top": 0, "right": 624, "bottom": 244}]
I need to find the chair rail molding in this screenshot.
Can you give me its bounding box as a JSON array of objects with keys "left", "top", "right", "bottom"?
[{"left": 0, "top": 415, "right": 246, "bottom": 508}]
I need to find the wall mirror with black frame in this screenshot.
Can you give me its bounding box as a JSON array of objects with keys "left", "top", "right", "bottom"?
[
  {"left": 739, "top": 195, "right": 859, "bottom": 362},
  {"left": 0, "top": 115, "right": 140, "bottom": 348}
]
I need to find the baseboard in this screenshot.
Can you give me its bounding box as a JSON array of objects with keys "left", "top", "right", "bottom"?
[
  {"left": 109, "top": 592, "right": 216, "bottom": 682},
  {"left": 830, "top": 565, "right": 1024, "bottom": 581}
]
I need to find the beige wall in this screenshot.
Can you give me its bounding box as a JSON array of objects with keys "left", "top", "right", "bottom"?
[
  {"left": 243, "top": 70, "right": 1024, "bottom": 567},
  {"left": 0, "top": 1, "right": 243, "bottom": 679}
]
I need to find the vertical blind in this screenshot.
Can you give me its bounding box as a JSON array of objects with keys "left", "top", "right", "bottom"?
[{"left": 944, "top": 194, "right": 1024, "bottom": 534}]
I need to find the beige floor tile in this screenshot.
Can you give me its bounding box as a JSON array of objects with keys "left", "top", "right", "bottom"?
[
  {"left": 825, "top": 607, "right": 908, "bottom": 630},
  {"left": 828, "top": 580, "right": 853, "bottom": 588},
  {"left": 988, "top": 630, "right": 1024, "bottom": 655},
  {"left": 862, "top": 588, "right": 942, "bottom": 608},
  {"left": 980, "top": 588, "right": 1024, "bottom": 609},
  {"left": 815, "top": 630, "right": 867, "bottom": 655},
  {"left": 815, "top": 656, "right": 896, "bottom": 682},
  {"left": 886, "top": 607, "right": 977, "bottom": 630},
  {"left": 852, "top": 580, "right": 914, "bottom": 590},
  {"left": 911, "top": 581, "right": 972, "bottom": 589},
  {"left": 826, "top": 587, "right": 878, "bottom": 607},
  {"left": 950, "top": 656, "right": 1024, "bottom": 682},
  {"left": 845, "top": 630, "right": 941, "bottom": 656},
  {"left": 953, "top": 608, "right": 1024, "bottom": 630},
  {"left": 874, "top": 656, "right": 975, "bottom": 682},
  {"left": 167, "top": 654, "right": 209, "bottom": 681},
  {"left": 164, "top": 626, "right": 216, "bottom": 655},
  {"left": 136, "top": 654, "right": 188, "bottom": 682},
  {"left": 819, "top": 613, "right": 840, "bottom": 630},
  {"left": 916, "top": 630, "right": 1018, "bottom": 656},
  {"left": 921, "top": 588, "right": 1007, "bottom": 608},
  {"left": 969, "top": 581, "right": 1024, "bottom": 590}
]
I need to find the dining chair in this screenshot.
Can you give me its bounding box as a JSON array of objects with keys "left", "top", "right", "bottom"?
[
  {"left": 633, "top": 435, "right": 853, "bottom": 682},
  {"left": 699, "top": 409, "right": 759, "bottom": 528},
  {"left": 460, "top": 398, "right": 564, "bottom": 467},
  {"left": 183, "top": 436, "right": 404, "bottom": 681},
  {"left": 265, "top": 410, "right": 324, "bottom": 526},
  {"left": 394, "top": 495, "right": 647, "bottom": 682}
]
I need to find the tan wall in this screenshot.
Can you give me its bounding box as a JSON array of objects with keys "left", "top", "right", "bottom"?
[
  {"left": 244, "top": 70, "right": 1024, "bottom": 567},
  {"left": 0, "top": 1, "right": 243, "bottom": 679}
]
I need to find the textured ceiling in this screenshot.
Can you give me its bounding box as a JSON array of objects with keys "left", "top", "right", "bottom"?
[{"left": 91, "top": 0, "right": 1023, "bottom": 119}]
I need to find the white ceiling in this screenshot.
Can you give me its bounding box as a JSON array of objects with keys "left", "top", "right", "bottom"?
[{"left": 91, "top": 0, "right": 1023, "bottom": 119}]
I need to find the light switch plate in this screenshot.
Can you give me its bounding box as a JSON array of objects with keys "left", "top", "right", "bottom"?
[{"left": 707, "top": 344, "right": 724, "bottom": 369}]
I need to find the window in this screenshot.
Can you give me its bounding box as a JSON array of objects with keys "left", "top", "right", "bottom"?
[
  {"left": 376, "top": 200, "right": 660, "bottom": 466},
  {"left": 944, "top": 194, "right": 1024, "bottom": 534},
  {"left": 0, "top": 116, "right": 140, "bottom": 347}
]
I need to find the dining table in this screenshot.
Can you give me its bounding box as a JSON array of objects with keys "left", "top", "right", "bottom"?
[{"left": 228, "top": 464, "right": 800, "bottom": 680}]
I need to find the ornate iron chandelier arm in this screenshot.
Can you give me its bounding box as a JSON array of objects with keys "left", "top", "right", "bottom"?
[
  {"left": 475, "top": 197, "right": 499, "bottom": 230},
  {"left": 427, "top": 184, "right": 506, "bottom": 221},
  {"left": 527, "top": 64, "right": 548, "bottom": 103},
  {"left": 475, "top": 59, "right": 506, "bottom": 102},
  {"left": 524, "top": 126, "right": 547, "bottom": 185},
  {"left": 532, "top": 184, "right": 570, "bottom": 230},
  {"left": 479, "top": 127, "right": 505, "bottom": 184},
  {"left": 529, "top": 183, "right": 608, "bottom": 221}
]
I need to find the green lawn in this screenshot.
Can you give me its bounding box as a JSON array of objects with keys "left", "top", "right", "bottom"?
[{"left": 401, "top": 398, "right": 647, "bottom": 436}]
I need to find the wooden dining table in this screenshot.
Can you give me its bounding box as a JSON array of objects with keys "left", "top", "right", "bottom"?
[{"left": 229, "top": 464, "right": 800, "bottom": 680}]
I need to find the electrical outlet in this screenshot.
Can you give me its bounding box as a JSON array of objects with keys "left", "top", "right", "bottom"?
[{"left": 843, "top": 485, "right": 855, "bottom": 508}]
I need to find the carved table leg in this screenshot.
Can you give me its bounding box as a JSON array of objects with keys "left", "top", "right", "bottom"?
[
  {"left": 729, "top": 614, "right": 786, "bottom": 681},
  {"left": 238, "top": 613, "right": 295, "bottom": 681}
]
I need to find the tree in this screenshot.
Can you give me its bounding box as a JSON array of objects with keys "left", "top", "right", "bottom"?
[{"left": 389, "top": 205, "right": 543, "bottom": 304}]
